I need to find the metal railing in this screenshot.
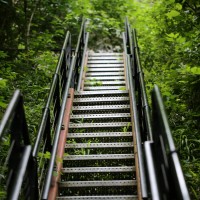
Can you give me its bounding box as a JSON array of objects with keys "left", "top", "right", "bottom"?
[
  {"left": 124, "top": 17, "right": 190, "bottom": 200},
  {"left": 144, "top": 85, "right": 190, "bottom": 200},
  {"left": 0, "top": 90, "right": 37, "bottom": 200},
  {"left": 73, "top": 19, "right": 89, "bottom": 90},
  {"left": 32, "top": 30, "right": 72, "bottom": 198},
  {"left": 123, "top": 18, "right": 150, "bottom": 199},
  {"left": 39, "top": 18, "right": 88, "bottom": 199},
  {"left": 124, "top": 17, "right": 152, "bottom": 141}
]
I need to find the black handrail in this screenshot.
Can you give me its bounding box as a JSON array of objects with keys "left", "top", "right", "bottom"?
[
  {"left": 126, "top": 53, "right": 148, "bottom": 199},
  {"left": 123, "top": 18, "right": 149, "bottom": 198},
  {"left": 32, "top": 30, "right": 71, "bottom": 197},
  {"left": 144, "top": 85, "right": 190, "bottom": 200},
  {"left": 0, "top": 90, "right": 37, "bottom": 200},
  {"left": 77, "top": 32, "right": 89, "bottom": 90},
  {"left": 41, "top": 54, "right": 74, "bottom": 200},
  {"left": 132, "top": 29, "right": 153, "bottom": 141},
  {"left": 71, "top": 19, "right": 89, "bottom": 90},
  {"left": 41, "top": 19, "right": 88, "bottom": 199},
  {"left": 125, "top": 18, "right": 153, "bottom": 141}
]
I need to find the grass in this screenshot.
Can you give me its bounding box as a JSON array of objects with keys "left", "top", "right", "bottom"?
[
  {"left": 119, "top": 86, "right": 126, "bottom": 91},
  {"left": 85, "top": 78, "right": 102, "bottom": 86}
]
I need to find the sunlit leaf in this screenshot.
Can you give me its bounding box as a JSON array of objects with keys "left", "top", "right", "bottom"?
[{"left": 166, "top": 10, "right": 180, "bottom": 19}]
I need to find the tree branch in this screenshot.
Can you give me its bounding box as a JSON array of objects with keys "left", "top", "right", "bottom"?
[{"left": 26, "top": 0, "right": 40, "bottom": 50}]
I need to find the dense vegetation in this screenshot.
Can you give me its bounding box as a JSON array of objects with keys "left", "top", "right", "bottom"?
[{"left": 0, "top": 0, "right": 199, "bottom": 198}]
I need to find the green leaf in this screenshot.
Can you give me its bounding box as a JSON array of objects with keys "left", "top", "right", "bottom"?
[
  {"left": 191, "top": 67, "right": 200, "bottom": 75},
  {"left": 175, "top": 3, "right": 182, "bottom": 10},
  {"left": 0, "top": 101, "right": 7, "bottom": 108},
  {"left": 185, "top": 172, "right": 192, "bottom": 178},
  {"left": 0, "top": 78, "right": 7, "bottom": 88},
  {"left": 166, "top": 10, "right": 180, "bottom": 19},
  {"left": 0, "top": 51, "right": 7, "bottom": 58},
  {"left": 53, "top": 171, "right": 58, "bottom": 177},
  {"left": 176, "top": 36, "right": 186, "bottom": 43},
  {"left": 166, "top": 37, "right": 174, "bottom": 42},
  {"left": 166, "top": 33, "right": 179, "bottom": 38},
  {"left": 119, "top": 86, "right": 126, "bottom": 90},
  {"left": 18, "top": 44, "right": 25, "bottom": 50},
  {"left": 56, "top": 156, "right": 63, "bottom": 163}
]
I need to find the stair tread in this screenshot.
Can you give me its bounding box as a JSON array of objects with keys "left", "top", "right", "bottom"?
[
  {"left": 88, "top": 57, "right": 123, "bottom": 60},
  {"left": 89, "top": 53, "right": 123, "bottom": 56},
  {"left": 84, "top": 76, "right": 125, "bottom": 80},
  {"left": 87, "top": 64, "right": 124, "bottom": 67},
  {"left": 65, "top": 142, "right": 133, "bottom": 148},
  {"left": 86, "top": 72, "right": 124, "bottom": 76},
  {"left": 75, "top": 90, "right": 128, "bottom": 95},
  {"left": 69, "top": 122, "right": 131, "bottom": 128},
  {"left": 84, "top": 86, "right": 126, "bottom": 90},
  {"left": 84, "top": 81, "right": 126, "bottom": 85},
  {"left": 87, "top": 60, "right": 123, "bottom": 64},
  {"left": 87, "top": 68, "right": 124, "bottom": 72},
  {"left": 73, "top": 97, "right": 129, "bottom": 103},
  {"left": 59, "top": 180, "right": 137, "bottom": 187},
  {"left": 70, "top": 113, "right": 130, "bottom": 119},
  {"left": 72, "top": 105, "right": 130, "bottom": 111},
  {"left": 64, "top": 154, "right": 134, "bottom": 160},
  {"left": 62, "top": 166, "right": 135, "bottom": 173},
  {"left": 57, "top": 195, "right": 137, "bottom": 200},
  {"left": 67, "top": 132, "right": 132, "bottom": 138}
]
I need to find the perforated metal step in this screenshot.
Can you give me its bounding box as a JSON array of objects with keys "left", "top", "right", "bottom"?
[
  {"left": 62, "top": 166, "right": 135, "bottom": 173},
  {"left": 87, "top": 64, "right": 124, "bottom": 68},
  {"left": 65, "top": 142, "right": 133, "bottom": 149},
  {"left": 73, "top": 97, "right": 129, "bottom": 103},
  {"left": 67, "top": 132, "right": 132, "bottom": 138},
  {"left": 72, "top": 105, "right": 130, "bottom": 111},
  {"left": 69, "top": 122, "right": 131, "bottom": 128},
  {"left": 87, "top": 60, "right": 123, "bottom": 64},
  {"left": 88, "top": 57, "right": 123, "bottom": 60},
  {"left": 70, "top": 113, "right": 130, "bottom": 119},
  {"left": 84, "top": 76, "right": 125, "bottom": 80},
  {"left": 87, "top": 68, "right": 124, "bottom": 72},
  {"left": 86, "top": 72, "right": 124, "bottom": 76},
  {"left": 59, "top": 180, "right": 136, "bottom": 187},
  {"left": 89, "top": 53, "right": 123, "bottom": 56},
  {"left": 84, "top": 86, "right": 127, "bottom": 91},
  {"left": 84, "top": 81, "right": 126, "bottom": 85},
  {"left": 57, "top": 195, "right": 137, "bottom": 200},
  {"left": 63, "top": 154, "right": 134, "bottom": 161},
  {"left": 74, "top": 90, "right": 128, "bottom": 95}
]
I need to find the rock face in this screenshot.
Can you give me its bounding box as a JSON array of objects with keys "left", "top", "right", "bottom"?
[
  {"left": 88, "top": 34, "right": 123, "bottom": 53},
  {"left": 88, "top": 45, "right": 122, "bottom": 53}
]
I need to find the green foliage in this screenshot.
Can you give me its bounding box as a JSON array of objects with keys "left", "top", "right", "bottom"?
[
  {"left": 127, "top": 0, "right": 200, "bottom": 198},
  {"left": 122, "top": 122, "right": 131, "bottom": 132},
  {"left": 118, "top": 86, "right": 126, "bottom": 91},
  {"left": 38, "top": 151, "right": 51, "bottom": 160}
]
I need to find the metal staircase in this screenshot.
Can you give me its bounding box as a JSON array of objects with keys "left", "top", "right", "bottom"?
[
  {"left": 57, "top": 53, "right": 138, "bottom": 199},
  {"left": 0, "top": 18, "right": 190, "bottom": 200}
]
